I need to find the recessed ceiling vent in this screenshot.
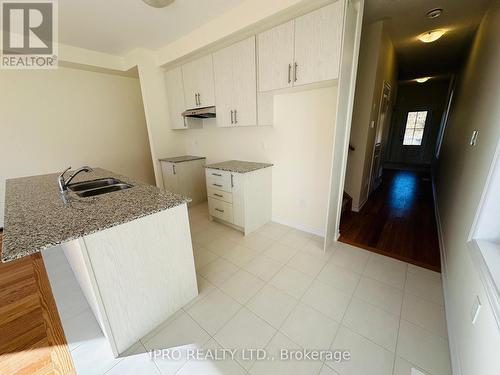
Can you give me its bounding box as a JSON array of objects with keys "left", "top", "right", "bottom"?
[
  {"left": 427, "top": 8, "right": 443, "bottom": 19},
  {"left": 142, "top": 0, "right": 175, "bottom": 8}
]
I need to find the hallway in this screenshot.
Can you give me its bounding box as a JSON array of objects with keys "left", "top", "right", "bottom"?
[{"left": 339, "top": 169, "right": 441, "bottom": 272}]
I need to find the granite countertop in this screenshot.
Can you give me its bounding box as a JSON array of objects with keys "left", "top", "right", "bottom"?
[
  {"left": 1, "top": 168, "right": 189, "bottom": 262},
  {"left": 159, "top": 155, "right": 206, "bottom": 163},
  {"left": 205, "top": 160, "right": 273, "bottom": 174}
]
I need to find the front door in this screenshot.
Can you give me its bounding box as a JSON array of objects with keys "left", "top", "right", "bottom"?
[{"left": 395, "top": 109, "right": 431, "bottom": 165}]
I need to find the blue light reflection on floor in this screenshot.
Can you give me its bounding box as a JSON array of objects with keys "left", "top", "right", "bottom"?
[{"left": 388, "top": 171, "right": 418, "bottom": 212}]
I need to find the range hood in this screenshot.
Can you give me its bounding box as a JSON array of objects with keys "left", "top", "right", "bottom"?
[{"left": 182, "top": 106, "right": 216, "bottom": 119}]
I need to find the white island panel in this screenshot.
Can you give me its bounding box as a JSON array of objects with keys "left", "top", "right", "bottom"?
[{"left": 63, "top": 203, "right": 198, "bottom": 356}]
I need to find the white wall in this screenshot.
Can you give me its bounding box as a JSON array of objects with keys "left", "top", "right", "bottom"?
[
  {"left": 0, "top": 66, "right": 155, "bottom": 227},
  {"left": 183, "top": 86, "right": 337, "bottom": 235},
  {"left": 435, "top": 2, "right": 500, "bottom": 374},
  {"left": 344, "top": 20, "right": 397, "bottom": 210}
]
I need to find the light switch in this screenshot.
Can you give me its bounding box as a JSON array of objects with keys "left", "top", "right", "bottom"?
[
  {"left": 471, "top": 295, "right": 482, "bottom": 324},
  {"left": 370, "top": 120, "right": 375, "bottom": 128}
]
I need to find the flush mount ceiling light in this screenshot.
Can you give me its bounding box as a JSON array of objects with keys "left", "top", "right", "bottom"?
[
  {"left": 142, "top": 0, "right": 175, "bottom": 8},
  {"left": 418, "top": 29, "right": 446, "bottom": 43},
  {"left": 427, "top": 8, "right": 443, "bottom": 19},
  {"left": 415, "top": 77, "right": 430, "bottom": 83}
]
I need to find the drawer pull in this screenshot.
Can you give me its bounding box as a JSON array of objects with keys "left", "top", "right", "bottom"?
[
  {"left": 214, "top": 193, "right": 223, "bottom": 197},
  {"left": 215, "top": 208, "right": 224, "bottom": 213},
  {"left": 212, "top": 173, "right": 222, "bottom": 177},
  {"left": 213, "top": 183, "right": 223, "bottom": 187}
]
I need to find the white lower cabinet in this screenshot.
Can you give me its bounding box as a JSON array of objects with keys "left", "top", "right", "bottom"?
[
  {"left": 160, "top": 158, "right": 207, "bottom": 206},
  {"left": 205, "top": 167, "right": 272, "bottom": 235}
]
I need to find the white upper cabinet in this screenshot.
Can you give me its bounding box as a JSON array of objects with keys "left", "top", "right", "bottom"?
[
  {"left": 231, "top": 37, "right": 257, "bottom": 127},
  {"left": 214, "top": 36, "right": 257, "bottom": 127},
  {"left": 294, "top": 2, "right": 343, "bottom": 86},
  {"left": 165, "top": 67, "right": 187, "bottom": 129},
  {"left": 213, "top": 42, "right": 235, "bottom": 128},
  {"left": 257, "top": 20, "right": 294, "bottom": 92},
  {"left": 257, "top": 3, "right": 343, "bottom": 91},
  {"left": 182, "top": 54, "right": 215, "bottom": 109}
]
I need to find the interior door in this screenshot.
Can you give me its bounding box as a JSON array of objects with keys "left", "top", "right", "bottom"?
[
  {"left": 232, "top": 36, "right": 257, "bottom": 126},
  {"left": 368, "top": 82, "right": 391, "bottom": 193},
  {"left": 294, "top": 2, "right": 343, "bottom": 86},
  {"left": 257, "top": 20, "right": 294, "bottom": 92}
]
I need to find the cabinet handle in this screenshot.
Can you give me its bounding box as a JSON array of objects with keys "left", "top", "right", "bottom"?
[
  {"left": 172, "top": 165, "right": 176, "bottom": 175},
  {"left": 214, "top": 193, "right": 223, "bottom": 197},
  {"left": 230, "top": 110, "right": 234, "bottom": 124},
  {"left": 194, "top": 93, "right": 198, "bottom": 106},
  {"left": 294, "top": 62, "right": 298, "bottom": 82},
  {"left": 231, "top": 174, "right": 234, "bottom": 188},
  {"left": 288, "top": 63, "right": 292, "bottom": 84},
  {"left": 213, "top": 183, "right": 222, "bottom": 187},
  {"left": 211, "top": 173, "right": 222, "bottom": 177},
  {"left": 234, "top": 110, "right": 238, "bottom": 124},
  {"left": 198, "top": 93, "right": 201, "bottom": 105},
  {"left": 215, "top": 208, "right": 224, "bottom": 213}
]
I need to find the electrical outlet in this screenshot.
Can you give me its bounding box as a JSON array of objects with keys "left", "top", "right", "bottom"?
[{"left": 471, "top": 295, "right": 482, "bottom": 324}]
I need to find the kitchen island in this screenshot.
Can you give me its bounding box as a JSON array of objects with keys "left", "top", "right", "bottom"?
[{"left": 1, "top": 168, "right": 198, "bottom": 357}]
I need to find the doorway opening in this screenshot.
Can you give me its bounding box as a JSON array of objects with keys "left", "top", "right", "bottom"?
[{"left": 336, "top": 0, "right": 491, "bottom": 271}]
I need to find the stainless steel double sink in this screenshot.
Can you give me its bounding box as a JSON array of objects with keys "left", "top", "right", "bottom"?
[{"left": 68, "top": 177, "right": 133, "bottom": 197}]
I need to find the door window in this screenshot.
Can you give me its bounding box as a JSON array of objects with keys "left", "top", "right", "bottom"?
[{"left": 403, "top": 111, "right": 428, "bottom": 146}]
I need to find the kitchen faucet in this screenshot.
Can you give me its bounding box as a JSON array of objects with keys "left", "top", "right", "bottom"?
[{"left": 58, "top": 166, "right": 93, "bottom": 192}]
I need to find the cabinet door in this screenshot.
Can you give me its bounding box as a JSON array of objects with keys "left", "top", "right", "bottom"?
[
  {"left": 231, "top": 173, "right": 245, "bottom": 228},
  {"left": 165, "top": 68, "right": 187, "bottom": 129},
  {"left": 213, "top": 43, "right": 235, "bottom": 127},
  {"left": 176, "top": 160, "right": 207, "bottom": 206},
  {"left": 182, "top": 55, "right": 215, "bottom": 108},
  {"left": 232, "top": 36, "right": 257, "bottom": 126},
  {"left": 257, "top": 20, "right": 294, "bottom": 92},
  {"left": 160, "top": 162, "right": 179, "bottom": 193},
  {"left": 294, "top": 2, "right": 343, "bottom": 86}
]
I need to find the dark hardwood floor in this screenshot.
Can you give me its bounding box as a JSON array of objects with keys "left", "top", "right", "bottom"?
[{"left": 339, "top": 169, "right": 441, "bottom": 272}]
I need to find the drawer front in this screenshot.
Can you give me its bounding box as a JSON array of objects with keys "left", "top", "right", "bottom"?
[
  {"left": 206, "top": 168, "right": 230, "bottom": 181},
  {"left": 208, "top": 197, "right": 233, "bottom": 223},
  {"left": 206, "top": 168, "right": 232, "bottom": 192},
  {"left": 207, "top": 187, "right": 233, "bottom": 203},
  {"left": 206, "top": 176, "right": 232, "bottom": 192}
]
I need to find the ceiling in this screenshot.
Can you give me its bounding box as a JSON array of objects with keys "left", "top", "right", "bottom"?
[
  {"left": 58, "top": 0, "right": 245, "bottom": 55},
  {"left": 364, "top": 0, "right": 493, "bottom": 79}
]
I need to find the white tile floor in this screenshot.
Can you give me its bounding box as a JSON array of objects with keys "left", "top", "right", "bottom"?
[{"left": 42, "top": 202, "right": 452, "bottom": 375}]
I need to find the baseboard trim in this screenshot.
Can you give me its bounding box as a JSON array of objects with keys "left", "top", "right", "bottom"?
[
  {"left": 271, "top": 217, "right": 325, "bottom": 237},
  {"left": 432, "top": 179, "right": 463, "bottom": 375}
]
